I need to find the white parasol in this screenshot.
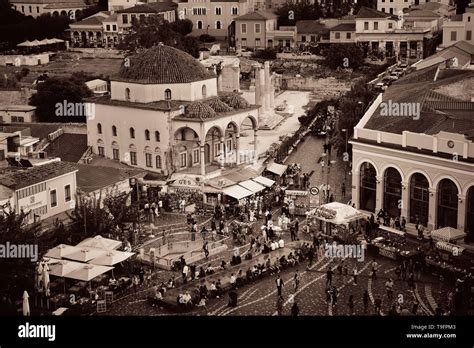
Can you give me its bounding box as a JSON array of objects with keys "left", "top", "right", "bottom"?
[
  {"left": 22, "top": 291, "right": 30, "bottom": 316},
  {"left": 42, "top": 264, "right": 50, "bottom": 297},
  {"left": 77, "top": 235, "right": 122, "bottom": 251}
]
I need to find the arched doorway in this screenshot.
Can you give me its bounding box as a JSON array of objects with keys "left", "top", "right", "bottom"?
[
  {"left": 466, "top": 186, "right": 474, "bottom": 242},
  {"left": 359, "top": 162, "right": 376, "bottom": 212},
  {"left": 409, "top": 173, "right": 429, "bottom": 226},
  {"left": 383, "top": 167, "right": 402, "bottom": 218},
  {"left": 174, "top": 127, "right": 200, "bottom": 171},
  {"left": 204, "top": 126, "right": 224, "bottom": 164},
  {"left": 437, "top": 179, "right": 458, "bottom": 228}
]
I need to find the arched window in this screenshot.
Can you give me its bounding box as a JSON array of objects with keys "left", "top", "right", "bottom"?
[
  {"left": 216, "top": 21, "right": 221, "bottom": 29},
  {"left": 125, "top": 88, "right": 130, "bottom": 101},
  {"left": 155, "top": 131, "right": 160, "bottom": 142},
  {"left": 202, "top": 84, "right": 207, "bottom": 98},
  {"left": 112, "top": 125, "right": 117, "bottom": 136},
  {"left": 383, "top": 168, "right": 402, "bottom": 218},
  {"left": 360, "top": 162, "right": 377, "bottom": 212},
  {"left": 409, "top": 173, "right": 429, "bottom": 226},
  {"left": 197, "top": 20, "right": 203, "bottom": 30},
  {"left": 156, "top": 155, "right": 162, "bottom": 169},
  {"left": 145, "top": 129, "right": 150, "bottom": 141},
  {"left": 129, "top": 127, "right": 135, "bottom": 139},
  {"left": 437, "top": 179, "right": 458, "bottom": 228},
  {"left": 97, "top": 123, "right": 102, "bottom": 134},
  {"left": 164, "top": 89, "right": 171, "bottom": 100}
]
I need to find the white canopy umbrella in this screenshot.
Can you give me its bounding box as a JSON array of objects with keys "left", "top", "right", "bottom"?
[
  {"left": 42, "top": 264, "right": 50, "bottom": 297},
  {"left": 22, "top": 291, "right": 30, "bottom": 316},
  {"left": 47, "top": 258, "right": 85, "bottom": 277},
  {"left": 17, "top": 40, "right": 34, "bottom": 47},
  {"left": 64, "top": 264, "right": 113, "bottom": 282},
  {"left": 309, "top": 202, "right": 363, "bottom": 225},
  {"left": 38, "top": 39, "right": 50, "bottom": 45},
  {"left": 431, "top": 227, "right": 466, "bottom": 242},
  {"left": 30, "top": 40, "right": 41, "bottom": 46},
  {"left": 77, "top": 235, "right": 122, "bottom": 251},
  {"left": 35, "top": 262, "right": 43, "bottom": 291},
  {"left": 64, "top": 248, "right": 107, "bottom": 262},
  {"left": 45, "top": 244, "right": 81, "bottom": 259},
  {"left": 89, "top": 250, "right": 135, "bottom": 266}
]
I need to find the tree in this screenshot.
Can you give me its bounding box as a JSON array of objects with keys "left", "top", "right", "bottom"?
[
  {"left": 29, "top": 77, "right": 92, "bottom": 122},
  {"left": 323, "top": 44, "right": 364, "bottom": 70},
  {"left": 252, "top": 48, "right": 277, "bottom": 60},
  {"left": 118, "top": 16, "right": 201, "bottom": 57},
  {"left": 169, "top": 19, "right": 193, "bottom": 36},
  {"left": 103, "top": 192, "right": 137, "bottom": 239},
  {"left": 276, "top": 0, "right": 323, "bottom": 26}
]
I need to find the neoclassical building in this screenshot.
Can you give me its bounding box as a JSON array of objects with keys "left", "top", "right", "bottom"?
[
  {"left": 350, "top": 65, "right": 474, "bottom": 241},
  {"left": 86, "top": 44, "right": 259, "bottom": 179}
]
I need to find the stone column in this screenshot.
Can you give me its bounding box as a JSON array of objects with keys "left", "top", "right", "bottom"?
[
  {"left": 93, "top": 32, "right": 97, "bottom": 48},
  {"left": 232, "top": 64, "right": 240, "bottom": 92},
  {"left": 200, "top": 145, "right": 206, "bottom": 176},
  {"left": 255, "top": 66, "right": 262, "bottom": 106},
  {"left": 235, "top": 135, "right": 240, "bottom": 165},
  {"left": 428, "top": 188, "right": 437, "bottom": 230},
  {"left": 352, "top": 171, "right": 360, "bottom": 209},
  {"left": 253, "top": 129, "right": 258, "bottom": 158},
  {"left": 219, "top": 136, "right": 225, "bottom": 168},
  {"left": 457, "top": 194, "right": 466, "bottom": 232},
  {"left": 375, "top": 176, "right": 383, "bottom": 212},
  {"left": 401, "top": 182, "right": 409, "bottom": 220},
  {"left": 264, "top": 61, "right": 271, "bottom": 111}
]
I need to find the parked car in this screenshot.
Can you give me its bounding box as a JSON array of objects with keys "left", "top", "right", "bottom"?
[
  {"left": 388, "top": 72, "right": 400, "bottom": 81},
  {"left": 381, "top": 77, "right": 392, "bottom": 86},
  {"left": 375, "top": 82, "right": 387, "bottom": 91}
]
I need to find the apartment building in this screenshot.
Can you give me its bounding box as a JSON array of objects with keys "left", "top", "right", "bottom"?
[{"left": 442, "top": 7, "right": 474, "bottom": 47}]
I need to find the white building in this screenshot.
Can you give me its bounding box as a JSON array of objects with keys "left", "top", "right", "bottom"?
[
  {"left": 0, "top": 105, "right": 37, "bottom": 123},
  {"left": 350, "top": 65, "right": 474, "bottom": 242},
  {"left": 10, "top": 0, "right": 92, "bottom": 19},
  {"left": 442, "top": 7, "right": 474, "bottom": 47},
  {"left": 86, "top": 44, "right": 260, "bottom": 179},
  {"left": 0, "top": 161, "right": 78, "bottom": 223}
]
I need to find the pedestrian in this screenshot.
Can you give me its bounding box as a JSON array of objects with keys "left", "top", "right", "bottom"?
[
  {"left": 331, "top": 286, "right": 338, "bottom": 307},
  {"left": 337, "top": 262, "right": 343, "bottom": 275},
  {"left": 293, "top": 270, "right": 300, "bottom": 292},
  {"left": 371, "top": 259, "right": 378, "bottom": 280},
  {"left": 412, "top": 297, "right": 419, "bottom": 315},
  {"left": 290, "top": 225, "right": 296, "bottom": 241},
  {"left": 203, "top": 241, "right": 209, "bottom": 259},
  {"left": 353, "top": 265, "right": 358, "bottom": 285},
  {"left": 291, "top": 301, "right": 300, "bottom": 316},
  {"left": 363, "top": 290, "right": 369, "bottom": 314},
  {"left": 348, "top": 294, "right": 355, "bottom": 315},
  {"left": 139, "top": 267, "right": 145, "bottom": 284},
  {"left": 326, "top": 267, "right": 333, "bottom": 287},
  {"left": 341, "top": 182, "right": 346, "bottom": 198},
  {"left": 307, "top": 246, "right": 314, "bottom": 268},
  {"left": 133, "top": 275, "right": 139, "bottom": 293},
  {"left": 276, "top": 297, "right": 284, "bottom": 316},
  {"left": 294, "top": 219, "right": 299, "bottom": 240},
  {"left": 374, "top": 297, "right": 382, "bottom": 315},
  {"left": 385, "top": 278, "right": 394, "bottom": 302},
  {"left": 182, "top": 264, "right": 189, "bottom": 284},
  {"left": 276, "top": 275, "right": 284, "bottom": 299},
  {"left": 395, "top": 265, "right": 401, "bottom": 280}
]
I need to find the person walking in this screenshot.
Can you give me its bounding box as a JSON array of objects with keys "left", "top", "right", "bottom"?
[
  {"left": 363, "top": 290, "right": 369, "bottom": 314},
  {"left": 374, "top": 297, "right": 382, "bottom": 315},
  {"left": 307, "top": 246, "right": 315, "bottom": 269},
  {"left": 385, "top": 278, "right": 394, "bottom": 302},
  {"left": 276, "top": 297, "right": 284, "bottom": 316},
  {"left": 182, "top": 264, "right": 189, "bottom": 284},
  {"left": 341, "top": 182, "right": 346, "bottom": 199},
  {"left": 276, "top": 275, "right": 284, "bottom": 299},
  {"left": 371, "top": 259, "right": 379, "bottom": 280},
  {"left": 331, "top": 286, "right": 339, "bottom": 307},
  {"left": 352, "top": 265, "right": 358, "bottom": 285},
  {"left": 348, "top": 294, "right": 355, "bottom": 315},
  {"left": 326, "top": 267, "right": 333, "bottom": 287},
  {"left": 293, "top": 270, "right": 300, "bottom": 292},
  {"left": 203, "top": 241, "right": 209, "bottom": 259},
  {"left": 291, "top": 301, "right": 300, "bottom": 316}
]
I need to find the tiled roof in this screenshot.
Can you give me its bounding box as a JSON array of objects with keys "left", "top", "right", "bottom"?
[
  {"left": 11, "top": 0, "right": 81, "bottom": 4},
  {"left": 117, "top": 44, "right": 215, "bottom": 84},
  {"left": 205, "top": 98, "right": 233, "bottom": 113},
  {"left": 295, "top": 20, "right": 328, "bottom": 34},
  {"left": 185, "top": 102, "right": 216, "bottom": 120},
  {"left": 219, "top": 93, "right": 250, "bottom": 109},
  {"left": 70, "top": 15, "right": 107, "bottom": 26},
  {"left": 0, "top": 161, "right": 78, "bottom": 190},
  {"left": 356, "top": 6, "right": 391, "bottom": 19},
  {"left": 86, "top": 95, "right": 187, "bottom": 112},
  {"left": 44, "top": 134, "right": 88, "bottom": 163},
  {"left": 116, "top": 2, "right": 177, "bottom": 13},
  {"left": 405, "top": 9, "right": 441, "bottom": 18},
  {"left": 43, "top": 2, "right": 86, "bottom": 8},
  {"left": 75, "top": 163, "right": 144, "bottom": 193},
  {"left": 234, "top": 11, "right": 278, "bottom": 21},
  {"left": 452, "top": 41, "right": 474, "bottom": 55},
  {"left": 330, "top": 23, "right": 356, "bottom": 31},
  {"left": 364, "top": 68, "right": 474, "bottom": 140}
]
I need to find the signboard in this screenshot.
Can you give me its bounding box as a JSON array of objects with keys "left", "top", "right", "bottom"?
[
  {"left": 18, "top": 191, "right": 47, "bottom": 212},
  {"left": 169, "top": 176, "right": 201, "bottom": 193},
  {"left": 285, "top": 190, "right": 308, "bottom": 196}
]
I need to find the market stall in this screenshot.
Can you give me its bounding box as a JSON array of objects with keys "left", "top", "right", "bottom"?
[
  {"left": 263, "top": 162, "right": 288, "bottom": 184},
  {"left": 308, "top": 202, "right": 364, "bottom": 238},
  {"left": 284, "top": 189, "right": 310, "bottom": 216},
  {"left": 431, "top": 227, "right": 466, "bottom": 243},
  {"left": 222, "top": 185, "right": 254, "bottom": 204}
]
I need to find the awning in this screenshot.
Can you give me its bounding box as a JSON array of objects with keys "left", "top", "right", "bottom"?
[
  {"left": 435, "top": 241, "right": 464, "bottom": 254},
  {"left": 64, "top": 264, "right": 114, "bottom": 282},
  {"left": 265, "top": 162, "right": 288, "bottom": 176},
  {"left": 202, "top": 185, "right": 222, "bottom": 193},
  {"left": 431, "top": 227, "right": 466, "bottom": 242},
  {"left": 238, "top": 180, "right": 265, "bottom": 193},
  {"left": 252, "top": 176, "right": 275, "bottom": 187},
  {"left": 222, "top": 185, "right": 254, "bottom": 200},
  {"left": 77, "top": 235, "right": 122, "bottom": 251},
  {"left": 89, "top": 251, "right": 135, "bottom": 266}
]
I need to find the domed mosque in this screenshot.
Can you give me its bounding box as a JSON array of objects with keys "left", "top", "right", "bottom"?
[{"left": 86, "top": 43, "right": 260, "bottom": 181}]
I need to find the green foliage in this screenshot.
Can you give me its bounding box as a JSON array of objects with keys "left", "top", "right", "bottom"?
[
  {"left": 118, "top": 16, "right": 201, "bottom": 58},
  {"left": 252, "top": 48, "right": 277, "bottom": 60},
  {"left": 169, "top": 19, "right": 193, "bottom": 36},
  {"left": 29, "top": 77, "right": 92, "bottom": 122},
  {"left": 323, "top": 44, "right": 365, "bottom": 70},
  {"left": 276, "top": 0, "right": 323, "bottom": 26}
]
